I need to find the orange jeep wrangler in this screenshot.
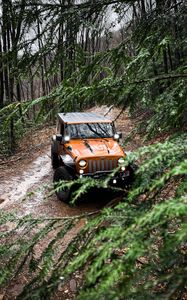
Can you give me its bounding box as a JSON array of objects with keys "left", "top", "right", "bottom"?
[{"left": 51, "top": 112, "right": 135, "bottom": 202}]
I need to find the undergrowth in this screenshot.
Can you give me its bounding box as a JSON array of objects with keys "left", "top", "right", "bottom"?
[{"left": 0, "top": 133, "right": 186, "bottom": 299}]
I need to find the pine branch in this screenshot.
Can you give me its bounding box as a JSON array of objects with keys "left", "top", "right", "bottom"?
[{"left": 132, "top": 73, "right": 187, "bottom": 84}]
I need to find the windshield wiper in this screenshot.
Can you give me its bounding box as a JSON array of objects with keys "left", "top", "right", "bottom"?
[{"left": 97, "top": 123, "right": 111, "bottom": 138}]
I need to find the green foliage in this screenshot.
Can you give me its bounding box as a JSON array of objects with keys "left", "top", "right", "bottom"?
[{"left": 0, "top": 134, "right": 186, "bottom": 299}]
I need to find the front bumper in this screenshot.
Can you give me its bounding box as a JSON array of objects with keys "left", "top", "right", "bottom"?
[{"left": 80, "top": 167, "right": 134, "bottom": 187}]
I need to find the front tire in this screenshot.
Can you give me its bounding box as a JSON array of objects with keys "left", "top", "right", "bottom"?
[
  {"left": 53, "top": 166, "right": 73, "bottom": 203},
  {"left": 51, "top": 143, "right": 60, "bottom": 169}
]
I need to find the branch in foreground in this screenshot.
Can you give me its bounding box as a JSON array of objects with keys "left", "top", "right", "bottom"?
[{"left": 131, "top": 73, "right": 187, "bottom": 84}]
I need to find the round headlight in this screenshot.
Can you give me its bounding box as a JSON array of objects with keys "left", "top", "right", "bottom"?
[
  {"left": 79, "top": 159, "right": 87, "bottom": 167},
  {"left": 118, "top": 157, "right": 125, "bottom": 165},
  {"left": 64, "top": 135, "right": 70, "bottom": 142},
  {"left": 114, "top": 133, "right": 120, "bottom": 140}
]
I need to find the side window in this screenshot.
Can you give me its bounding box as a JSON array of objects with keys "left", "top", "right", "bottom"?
[
  {"left": 67, "top": 124, "right": 78, "bottom": 138},
  {"left": 64, "top": 124, "right": 69, "bottom": 136},
  {"left": 57, "top": 122, "right": 64, "bottom": 135}
]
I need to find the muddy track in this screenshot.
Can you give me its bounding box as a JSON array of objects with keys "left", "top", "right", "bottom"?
[
  {"left": 0, "top": 106, "right": 142, "bottom": 218},
  {"left": 0, "top": 148, "right": 110, "bottom": 218}
]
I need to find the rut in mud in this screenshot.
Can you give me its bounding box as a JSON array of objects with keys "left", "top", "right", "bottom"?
[{"left": 0, "top": 153, "right": 50, "bottom": 206}]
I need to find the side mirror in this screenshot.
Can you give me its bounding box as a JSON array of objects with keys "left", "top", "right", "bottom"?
[
  {"left": 52, "top": 134, "right": 70, "bottom": 143},
  {"left": 52, "top": 134, "right": 63, "bottom": 142},
  {"left": 114, "top": 132, "right": 122, "bottom": 141}
]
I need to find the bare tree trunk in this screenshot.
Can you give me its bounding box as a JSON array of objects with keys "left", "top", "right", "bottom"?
[
  {"left": 20, "top": 81, "right": 25, "bottom": 100},
  {"left": 0, "top": 36, "right": 4, "bottom": 108},
  {"left": 84, "top": 28, "right": 90, "bottom": 52},
  {"left": 29, "top": 68, "right": 34, "bottom": 100},
  {"left": 58, "top": 0, "right": 65, "bottom": 81},
  {"left": 37, "top": 19, "right": 46, "bottom": 96},
  {"left": 2, "top": 0, "right": 10, "bottom": 103}
]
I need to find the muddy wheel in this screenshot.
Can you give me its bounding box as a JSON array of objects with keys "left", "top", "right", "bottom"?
[
  {"left": 51, "top": 143, "right": 60, "bottom": 169},
  {"left": 53, "top": 166, "right": 73, "bottom": 203}
]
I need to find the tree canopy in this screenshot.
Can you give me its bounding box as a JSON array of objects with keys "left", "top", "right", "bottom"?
[
  {"left": 0, "top": 0, "right": 186, "bottom": 153},
  {"left": 0, "top": 0, "right": 186, "bottom": 299}
]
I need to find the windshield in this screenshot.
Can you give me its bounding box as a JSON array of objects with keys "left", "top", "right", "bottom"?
[{"left": 67, "top": 123, "right": 115, "bottom": 139}]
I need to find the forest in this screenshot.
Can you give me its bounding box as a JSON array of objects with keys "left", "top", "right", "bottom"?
[{"left": 0, "top": 0, "right": 186, "bottom": 299}]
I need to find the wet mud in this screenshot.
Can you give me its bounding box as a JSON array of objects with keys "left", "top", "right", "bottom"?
[{"left": 0, "top": 150, "right": 109, "bottom": 217}]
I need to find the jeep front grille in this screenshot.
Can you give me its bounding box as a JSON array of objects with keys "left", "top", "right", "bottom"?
[{"left": 88, "top": 158, "right": 118, "bottom": 173}]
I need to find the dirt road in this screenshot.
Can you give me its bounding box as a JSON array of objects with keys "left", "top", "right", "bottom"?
[
  {"left": 0, "top": 106, "right": 143, "bottom": 300},
  {"left": 0, "top": 106, "right": 141, "bottom": 218}
]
